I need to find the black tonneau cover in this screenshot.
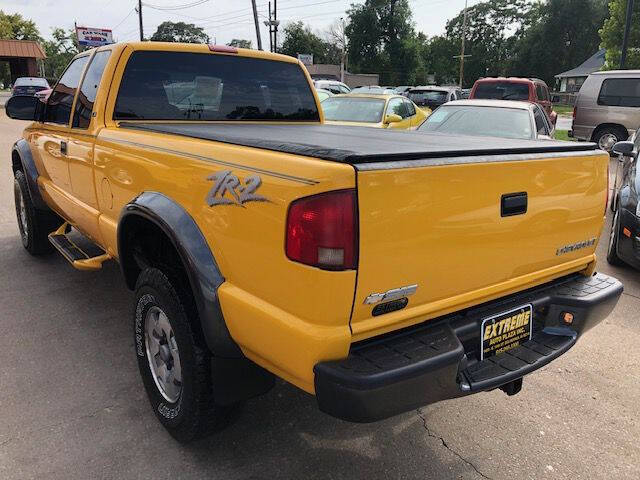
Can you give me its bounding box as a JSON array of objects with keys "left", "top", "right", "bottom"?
[{"left": 120, "top": 122, "right": 598, "bottom": 164}]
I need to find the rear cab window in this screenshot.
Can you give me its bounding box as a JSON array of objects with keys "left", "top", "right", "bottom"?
[
  {"left": 533, "top": 106, "right": 549, "bottom": 135},
  {"left": 113, "top": 51, "right": 319, "bottom": 122},
  {"left": 474, "top": 82, "right": 530, "bottom": 100},
  {"left": 45, "top": 56, "right": 90, "bottom": 125},
  {"left": 598, "top": 78, "right": 640, "bottom": 107}
]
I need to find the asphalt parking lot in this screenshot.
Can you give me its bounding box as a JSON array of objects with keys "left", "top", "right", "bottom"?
[{"left": 0, "top": 110, "right": 638, "bottom": 480}]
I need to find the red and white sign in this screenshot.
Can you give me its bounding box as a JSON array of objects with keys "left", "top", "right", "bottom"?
[{"left": 76, "top": 26, "right": 113, "bottom": 47}]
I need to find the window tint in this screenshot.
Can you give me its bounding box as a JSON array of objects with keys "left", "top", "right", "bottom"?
[
  {"left": 73, "top": 50, "right": 111, "bottom": 128},
  {"left": 114, "top": 51, "right": 319, "bottom": 121},
  {"left": 45, "top": 56, "right": 89, "bottom": 124},
  {"left": 535, "top": 84, "right": 544, "bottom": 101},
  {"left": 403, "top": 99, "right": 416, "bottom": 116},
  {"left": 533, "top": 106, "right": 548, "bottom": 135},
  {"left": 474, "top": 82, "right": 529, "bottom": 100},
  {"left": 407, "top": 90, "right": 448, "bottom": 107},
  {"left": 598, "top": 78, "right": 640, "bottom": 107}
]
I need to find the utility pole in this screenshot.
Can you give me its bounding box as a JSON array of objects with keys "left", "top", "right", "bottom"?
[
  {"left": 340, "top": 17, "right": 346, "bottom": 83},
  {"left": 620, "top": 0, "right": 635, "bottom": 69},
  {"left": 251, "top": 0, "right": 263, "bottom": 50},
  {"left": 458, "top": 0, "right": 468, "bottom": 88},
  {"left": 273, "top": 0, "right": 278, "bottom": 53},
  {"left": 137, "top": 0, "right": 144, "bottom": 41},
  {"left": 265, "top": 2, "right": 273, "bottom": 52}
]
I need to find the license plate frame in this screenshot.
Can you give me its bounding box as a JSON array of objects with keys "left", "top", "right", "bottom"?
[{"left": 480, "top": 304, "right": 533, "bottom": 360}]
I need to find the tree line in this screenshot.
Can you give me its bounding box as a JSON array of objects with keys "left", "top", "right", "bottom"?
[{"left": 1, "top": 0, "right": 639, "bottom": 89}]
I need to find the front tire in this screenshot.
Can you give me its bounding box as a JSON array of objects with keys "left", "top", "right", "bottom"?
[
  {"left": 134, "top": 268, "right": 238, "bottom": 442},
  {"left": 14, "top": 170, "right": 60, "bottom": 255},
  {"left": 607, "top": 209, "right": 625, "bottom": 266}
]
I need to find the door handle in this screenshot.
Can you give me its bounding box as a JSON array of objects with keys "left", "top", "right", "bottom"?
[
  {"left": 60, "top": 140, "right": 67, "bottom": 155},
  {"left": 501, "top": 192, "right": 528, "bottom": 217}
]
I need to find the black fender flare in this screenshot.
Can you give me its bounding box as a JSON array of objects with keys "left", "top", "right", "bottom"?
[
  {"left": 12, "top": 139, "right": 48, "bottom": 210},
  {"left": 118, "top": 191, "right": 242, "bottom": 358}
]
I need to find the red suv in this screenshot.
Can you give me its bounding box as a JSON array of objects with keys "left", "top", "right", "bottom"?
[{"left": 470, "top": 77, "right": 557, "bottom": 125}]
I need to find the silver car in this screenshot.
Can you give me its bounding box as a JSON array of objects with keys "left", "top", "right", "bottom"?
[
  {"left": 571, "top": 70, "right": 640, "bottom": 152},
  {"left": 418, "top": 99, "right": 555, "bottom": 140}
]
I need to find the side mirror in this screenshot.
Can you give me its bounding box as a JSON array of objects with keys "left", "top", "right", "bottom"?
[
  {"left": 384, "top": 113, "right": 402, "bottom": 124},
  {"left": 612, "top": 141, "right": 636, "bottom": 157},
  {"left": 5, "top": 95, "right": 40, "bottom": 121}
]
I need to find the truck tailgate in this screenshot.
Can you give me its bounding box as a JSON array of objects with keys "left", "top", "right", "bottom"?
[{"left": 351, "top": 150, "right": 609, "bottom": 339}]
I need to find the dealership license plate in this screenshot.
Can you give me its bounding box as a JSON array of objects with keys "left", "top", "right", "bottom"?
[{"left": 480, "top": 304, "right": 532, "bottom": 360}]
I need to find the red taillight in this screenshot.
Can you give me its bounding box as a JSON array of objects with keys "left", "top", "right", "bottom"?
[{"left": 286, "top": 189, "right": 357, "bottom": 270}]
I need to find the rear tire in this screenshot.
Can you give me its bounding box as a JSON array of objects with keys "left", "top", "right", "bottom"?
[
  {"left": 606, "top": 209, "right": 625, "bottom": 266},
  {"left": 133, "top": 267, "right": 240, "bottom": 443},
  {"left": 14, "top": 170, "right": 60, "bottom": 255},
  {"left": 593, "top": 126, "right": 627, "bottom": 155}
]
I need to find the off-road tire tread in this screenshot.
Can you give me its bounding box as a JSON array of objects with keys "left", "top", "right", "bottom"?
[
  {"left": 14, "top": 170, "right": 59, "bottom": 255},
  {"left": 135, "top": 268, "right": 239, "bottom": 442}
]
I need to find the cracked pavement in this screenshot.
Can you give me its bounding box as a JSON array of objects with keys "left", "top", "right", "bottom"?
[{"left": 1, "top": 111, "right": 639, "bottom": 479}]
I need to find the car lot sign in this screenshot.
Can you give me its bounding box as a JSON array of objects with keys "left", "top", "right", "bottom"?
[
  {"left": 76, "top": 26, "right": 113, "bottom": 47},
  {"left": 297, "top": 54, "right": 313, "bottom": 66}
]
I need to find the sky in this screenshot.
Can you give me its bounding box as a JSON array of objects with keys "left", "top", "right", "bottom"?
[{"left": 3, "top": 0, "right": 477, "bottom": 46}]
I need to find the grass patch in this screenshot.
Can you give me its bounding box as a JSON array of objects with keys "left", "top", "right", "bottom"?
[
  {"left": 552, "top": 104, "right": 573, "bottom": 116},
  {"left": 554, "top": 130, "right": 575, "bottom": 141}
]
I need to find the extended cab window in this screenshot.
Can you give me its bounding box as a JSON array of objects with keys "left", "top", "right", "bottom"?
[
  {"left": 598, "top": 78, "right": 640, "bottom": 107},
  {"left": 114, "top": 51, "right": 319, "bottom": 121},
  {"left": 73, "top": 50, "right": 111, "bottom": 128},
  {"left": 533, "top": 106, "right": 548, "bottom": 135},
  {"left": 45, "top": 56, "right": 89, "bottom": 125}
]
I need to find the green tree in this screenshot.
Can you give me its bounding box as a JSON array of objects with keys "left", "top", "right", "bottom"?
[
  {"left": 600, "top": 0, "right": 640, "bottom": 69},
  {"left": 280, "top": 21, "right": 328, "bottom": 62},
  {"left": 150, "top": 21, "right": 210, "bottom": 43},
  {"left": 511, "top": 0, "right": 609, "bottom": 87},
  {"left": 424, "top": 35, "right": 458, "bottom": 85},
  {"left": 227, "top": 38, "right": 252, "bottom": 49},
  {"left": 42, "top": 28, "right": 78, "bottom": 80},
  {"left": 445, "top": 0, "right": 532, "bottom": 87},
  {"left": 345, "top": 0, "right": 417, "bottom": 84},
  {"left": 0, "top": 10, "right": 41, "bottom": 41}
]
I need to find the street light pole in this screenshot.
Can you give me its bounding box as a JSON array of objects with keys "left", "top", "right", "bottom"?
[{"left": 620, "top": 0, "right": 635, "bottom": 69}]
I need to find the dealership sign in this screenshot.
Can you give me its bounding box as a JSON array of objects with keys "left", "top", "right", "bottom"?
[{"left": 76, "top": 26, "right": 114, "bottom": 47}]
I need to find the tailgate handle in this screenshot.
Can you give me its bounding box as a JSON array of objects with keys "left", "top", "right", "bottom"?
[{"left": 501, "top": 192, "right": 527, "bottom": 217}]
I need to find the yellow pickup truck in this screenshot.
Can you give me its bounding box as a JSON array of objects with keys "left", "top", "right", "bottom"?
[{"left": 6, "top": 42, "right": 623, "bottom": 442}]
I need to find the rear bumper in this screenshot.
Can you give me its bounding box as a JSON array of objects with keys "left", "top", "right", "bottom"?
[{"left": 314, "top": 272, "right": 622, "bottom": 422}]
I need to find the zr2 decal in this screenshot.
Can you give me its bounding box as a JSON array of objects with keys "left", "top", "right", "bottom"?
[{"left": 205, "top": 170, "right": 269, "bottom": 207}]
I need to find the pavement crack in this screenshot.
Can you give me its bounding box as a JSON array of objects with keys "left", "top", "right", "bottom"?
[
  {"left": 416, "top": 409, "right": 492, "bottom": 480},
  {"left": 622, "top": 291, "right": 640, "bottom": 301}
]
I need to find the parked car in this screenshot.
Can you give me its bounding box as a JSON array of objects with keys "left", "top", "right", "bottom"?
[
  {"left": 313, "top": 79, "right": 350, "bottom": 95},
  {"left": 350, "top": 86, "right": 396, "bottom": 95},
  {"left": 418, "top": 100, "right": 555, "bottom": 140},
  {"left": 407, "top": 86, "right": 462, "bottom": 112},
  {"left": 607, "top": 131, "right": 640, "bottom": 269},
  {"left": 459, "top": 88, "right": 471, "bottom": 99},
  {"left": 394, "top": 85, "right": 413, "bottom": 95},
  {"left": 34, "top": 87, "right": 52, "bottom": 101},
  {"left": 571, "top": 70, "right": 640, "bottom": 153},
  {"left": 315, "top": 88, "right": 334, "bottom": 102},
  {"left": 470, "top": 77, "right": 557, "bottom": 125},
  {"left": 322, "top": 93, "right": 427, "bottom": 128},
  {"left": 11, "top": 77, "right": 50, "bottom": 97}
]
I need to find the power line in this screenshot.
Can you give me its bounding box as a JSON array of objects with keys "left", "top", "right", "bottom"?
[
  {"left": 113, "top": 8, "right": 136, "bottom": 30},
  {"left": 142, "top": 0, "right": 210, "bottom": 11}
]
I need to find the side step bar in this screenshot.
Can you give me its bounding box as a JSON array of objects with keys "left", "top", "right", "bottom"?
[{"left": 48, "top": 223, "right": 111, "bottom": 271}]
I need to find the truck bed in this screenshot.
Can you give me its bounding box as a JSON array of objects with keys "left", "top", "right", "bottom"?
[{"left": 119, "top": 122, "right": 598, "bottom": 164}]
